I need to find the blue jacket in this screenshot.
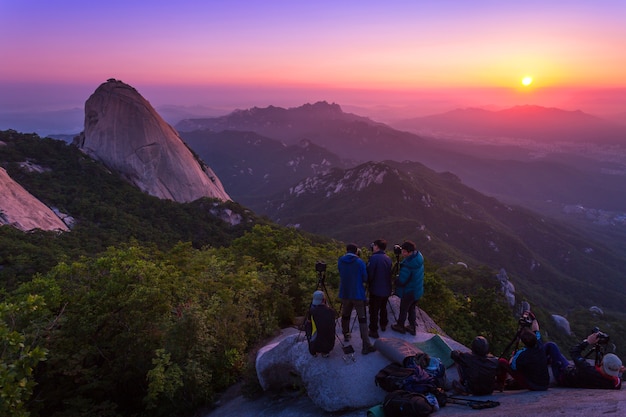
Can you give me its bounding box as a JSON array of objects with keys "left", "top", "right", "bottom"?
[
  {"left": 394, "top": 251, "right": 424, "bottom": 300},
  {"left": 338, "top": 253, "right": 367, "bottom": 300},
  {"left": 367, "top": 250, "right": 392, "bottom": 297}
]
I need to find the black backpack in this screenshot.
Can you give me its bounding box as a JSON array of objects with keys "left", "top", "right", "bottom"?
[
  {"left": 382, "top": 390, "right": 435, "bottom": 417},
  {"left": 375, "top": 362, "right": 437, "bottom": 394},
  {"left": 375, "top": 363, "right": 418, "bottom": 392}
]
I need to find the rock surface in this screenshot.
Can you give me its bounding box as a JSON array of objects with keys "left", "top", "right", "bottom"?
[
  {"left": 209, "top": 297, "right": 626, "bottom": 417},
  {"left": 74, "top": 79, "right": 230, "bottom": 203},
  {"left": 207, "top": 384, "right": 626, "bottom": 417},
  {"left": 255, "top": 299, "right": 466, "bottom": 413},
  {"left": 0, "top": 167, "right": 68, "bottom": 232}
]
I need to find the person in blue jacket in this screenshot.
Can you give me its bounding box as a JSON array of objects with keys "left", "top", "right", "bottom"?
[
  {"left": 338, "top": 243, "right": 376, "bottom": 355},
  {"left": 366, "top": 239, "right": 393, "bottom": 339},
  {"left": 390, "top": 240, "right": 424, "bottom": 336}
]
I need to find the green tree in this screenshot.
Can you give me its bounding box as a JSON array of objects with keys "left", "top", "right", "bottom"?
[{"left": 0, "top": 295, "right": 48, "bottom": 417}]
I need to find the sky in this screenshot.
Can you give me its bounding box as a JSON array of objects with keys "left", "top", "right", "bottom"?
[{"left": 1, "top": 0, "right": 625, "bottom": 119}]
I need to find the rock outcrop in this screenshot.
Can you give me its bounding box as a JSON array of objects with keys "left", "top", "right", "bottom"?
[
  {"left": 255, "top": 299, "right": 466, "bottom": 412},
  {"left": 74, "top": 79, "right": 230, "bottom": 203},
  {"left": 0, "top": 167, "right": 69, "bottom": 232}
]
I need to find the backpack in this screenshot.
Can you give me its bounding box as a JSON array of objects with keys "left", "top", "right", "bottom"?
[
  {"left": 425, "top": 356, "right": 447, "bottom": 389},
  {"left": 375, "top": 363, "right": 437, "bottom": 394},
  {"left": 375, "top": 363, "right": 416, "bottom": 392},
  {"left": 404, "top": 354, "right": 447, "bottom": 389},
  {"left": 382, "top": 390, "right": 435, "bottom": 417}
]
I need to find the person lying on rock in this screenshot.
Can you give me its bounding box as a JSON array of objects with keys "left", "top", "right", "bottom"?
[
  {"left": 543, "top": 332, "right": 623, "bottom": 389},
  {"left": 496, "top": 314, "right": 549, "bottom": 391},
  {"left": 304, "top": 290, "right": 336, "bottom": 358},
  {"left": 450, "top": 335, "right": 499, "bottom": 395}
]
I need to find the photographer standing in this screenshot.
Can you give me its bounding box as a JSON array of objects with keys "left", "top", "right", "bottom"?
[
  {"left": 545, "top": 331, "right": 623, "bottom": 389},
  {"left": 366, "top": 239, "right": 393, "bottom": 339},
  {"left": 390, "top": 240, "right": 424, "bottom": 336},
  {"left": 338, "top": 243, "right": 376, "bottom": 355}
]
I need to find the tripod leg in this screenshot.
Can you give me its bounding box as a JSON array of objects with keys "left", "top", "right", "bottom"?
[{"left": 387, "top": 297, "right": 397, "bottom": 322}]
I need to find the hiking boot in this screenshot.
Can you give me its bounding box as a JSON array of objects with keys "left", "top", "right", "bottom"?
[
  {"left": 369, "top": 330, "right": 380, "bottom": 339},
  {"left": 391, "top": 323, "right": 406, "bottom": 334},
  {"left": 380, "top": 324, "right": 387, "bottom": 332},
  {"left": 405, "top": 325, "right": 416, "bottom": 336},
  {"left": 362, "top": 345, "right": 377, "bottom": 355},
  {"left": 343, "top": 333, "right": 351, "bottom": 342}
]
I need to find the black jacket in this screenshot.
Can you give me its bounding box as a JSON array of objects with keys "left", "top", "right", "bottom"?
[
  {"left": 305, "top": 304, "right": 336, "bottom": 355},
  {"left": 451, "top": 350, "right": 498, "bottom": 395}
]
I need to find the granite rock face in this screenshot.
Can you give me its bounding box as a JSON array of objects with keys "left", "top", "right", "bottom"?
[
  {"left": 0, "top": 167, "right": 69, "bottom": 232},
  {"left": 255, "top": 299, "right": 464, "bottom": 412},
  {"left": 74, "top": 79, "right": 230, "bottom": 203}
]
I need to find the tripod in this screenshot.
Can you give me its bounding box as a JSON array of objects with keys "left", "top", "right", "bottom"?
[
  {"left": 386, "top": 252, "right": 401, "bottom": 322},
  {"left": 499, "top": 326, "right": 525, "bottom": 359}
]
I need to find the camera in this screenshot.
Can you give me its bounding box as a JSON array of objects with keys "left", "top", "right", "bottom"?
[
  {"left": 518, "top": 311, "right": 534, "bottom": 328},
  {"left": 315, "top": 261, "right": 326, "bottom": 273},
  {"left": 592, "top": 327, "right": 610, "bottom": 345},
  {"left": 393, "top": 244, "right": 402, "bottom": 256}
]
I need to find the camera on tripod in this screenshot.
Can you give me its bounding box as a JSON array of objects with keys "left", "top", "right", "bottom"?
[
  {"left": 518, "top": 311, "right": 534, "bottom": 328},
  {"left": 592, "top": 326, "right": 610, "bottom": 345},
  {"left": 393, "top": 244, "right": 402, "bottom": 256},
  {"left": 315, "top": 261, "right": 326, "bottom": 273}
]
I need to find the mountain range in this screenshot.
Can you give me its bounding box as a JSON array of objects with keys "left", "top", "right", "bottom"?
[
  {"left": 174, "top": 101, "right": 626, "bottom": 316},
  {"left": 2, "top": 81, "right": 625, "bottom": 331},
  {"left": 392, "top": 105, "right": 626, "bottom": 144}
]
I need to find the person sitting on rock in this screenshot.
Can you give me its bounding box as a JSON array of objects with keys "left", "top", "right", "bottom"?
[
  {"left": 304, "top": 290, "right": 336, "bottom": 357},
  {"left": 544, "top": 332, "right": 623, "bottom": 389},
  {"left": 496, "top": 315, "right": 549, "bottom": 391},
  {"left": 450, "top": 335, "right": 499, "bottom": 395}
]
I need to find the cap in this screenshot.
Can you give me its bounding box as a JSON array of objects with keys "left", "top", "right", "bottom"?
[
  {"left": 602, "top": 353, "right": 622, "bottom": 377},
  {"left": 312, "top": 290, "right": 325, "bottom": 306}
]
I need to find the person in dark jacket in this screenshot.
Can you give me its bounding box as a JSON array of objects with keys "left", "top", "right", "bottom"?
[
  {"left": 366, "top": 239, "right": 392, "bottom": 339},
  {"left": 545, "top": 331, "right": 623, "bottom": 389},
  {"left": 304, "top": 290, "right": 336, "bottom": 357},
  {"left": 338, "top": 243, "right": 376, "bottom": 355},
  {"left": 497, "top": 315, "right": 549, "bottom": 391},
  {"left": 451, "top": 336, "right": 499, "bottom": 395},
  {"left": 390, "top": 241, "right": 424, "bottom": 336}
]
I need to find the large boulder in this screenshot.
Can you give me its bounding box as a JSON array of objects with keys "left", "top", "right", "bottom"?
[
  {"left": 0, "top": 167, "right": 68, "bottom": 232},
  {"left": 256, "top": 299, "right": 467, "bottom": 412},
  {"left": 74, "top": 79, "right": 230, "bottom": 203}
]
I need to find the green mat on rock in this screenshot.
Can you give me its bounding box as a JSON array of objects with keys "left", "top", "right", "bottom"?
[{"left": 413, "top": 334, "right": 455, "bottom": 367}]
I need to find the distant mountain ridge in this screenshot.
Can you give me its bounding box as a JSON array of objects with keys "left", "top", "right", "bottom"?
[
  {"left": 179, "top": 101, "right": 626, "bottom": 219},
  {"left": 176, "top": 101, "right": 423, "bottom": 162},
  {"left": 392, "top": 105, "right": 626, "bottom": 144},
  {"left": 258, "top": 159, "right": 626, "bottom": 313}
]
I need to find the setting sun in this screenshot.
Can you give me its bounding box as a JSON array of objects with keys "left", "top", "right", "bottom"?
[{"left": 522, "top": 76, "right": 533, "bottom": 86}]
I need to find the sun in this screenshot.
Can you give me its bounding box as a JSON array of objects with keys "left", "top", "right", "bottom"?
[{"left": 522, "top": 76, "right": 533, "bottom": 86}]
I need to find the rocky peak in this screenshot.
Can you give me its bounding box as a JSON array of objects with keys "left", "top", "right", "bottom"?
[
  {"left": 0, "top": 167, "right": 69, "bottom": 232},
  {"left": 74, "top": 79, "right": 230, "bottom": 203}
]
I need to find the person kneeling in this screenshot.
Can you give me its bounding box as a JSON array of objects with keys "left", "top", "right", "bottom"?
[{"left": 305, "top": 290, "right": 336, "bottom": 357}]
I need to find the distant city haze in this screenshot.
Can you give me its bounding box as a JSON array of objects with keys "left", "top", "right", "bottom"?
[{"left": 1, "top": 1, "right": 625, "bottom": 133}]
